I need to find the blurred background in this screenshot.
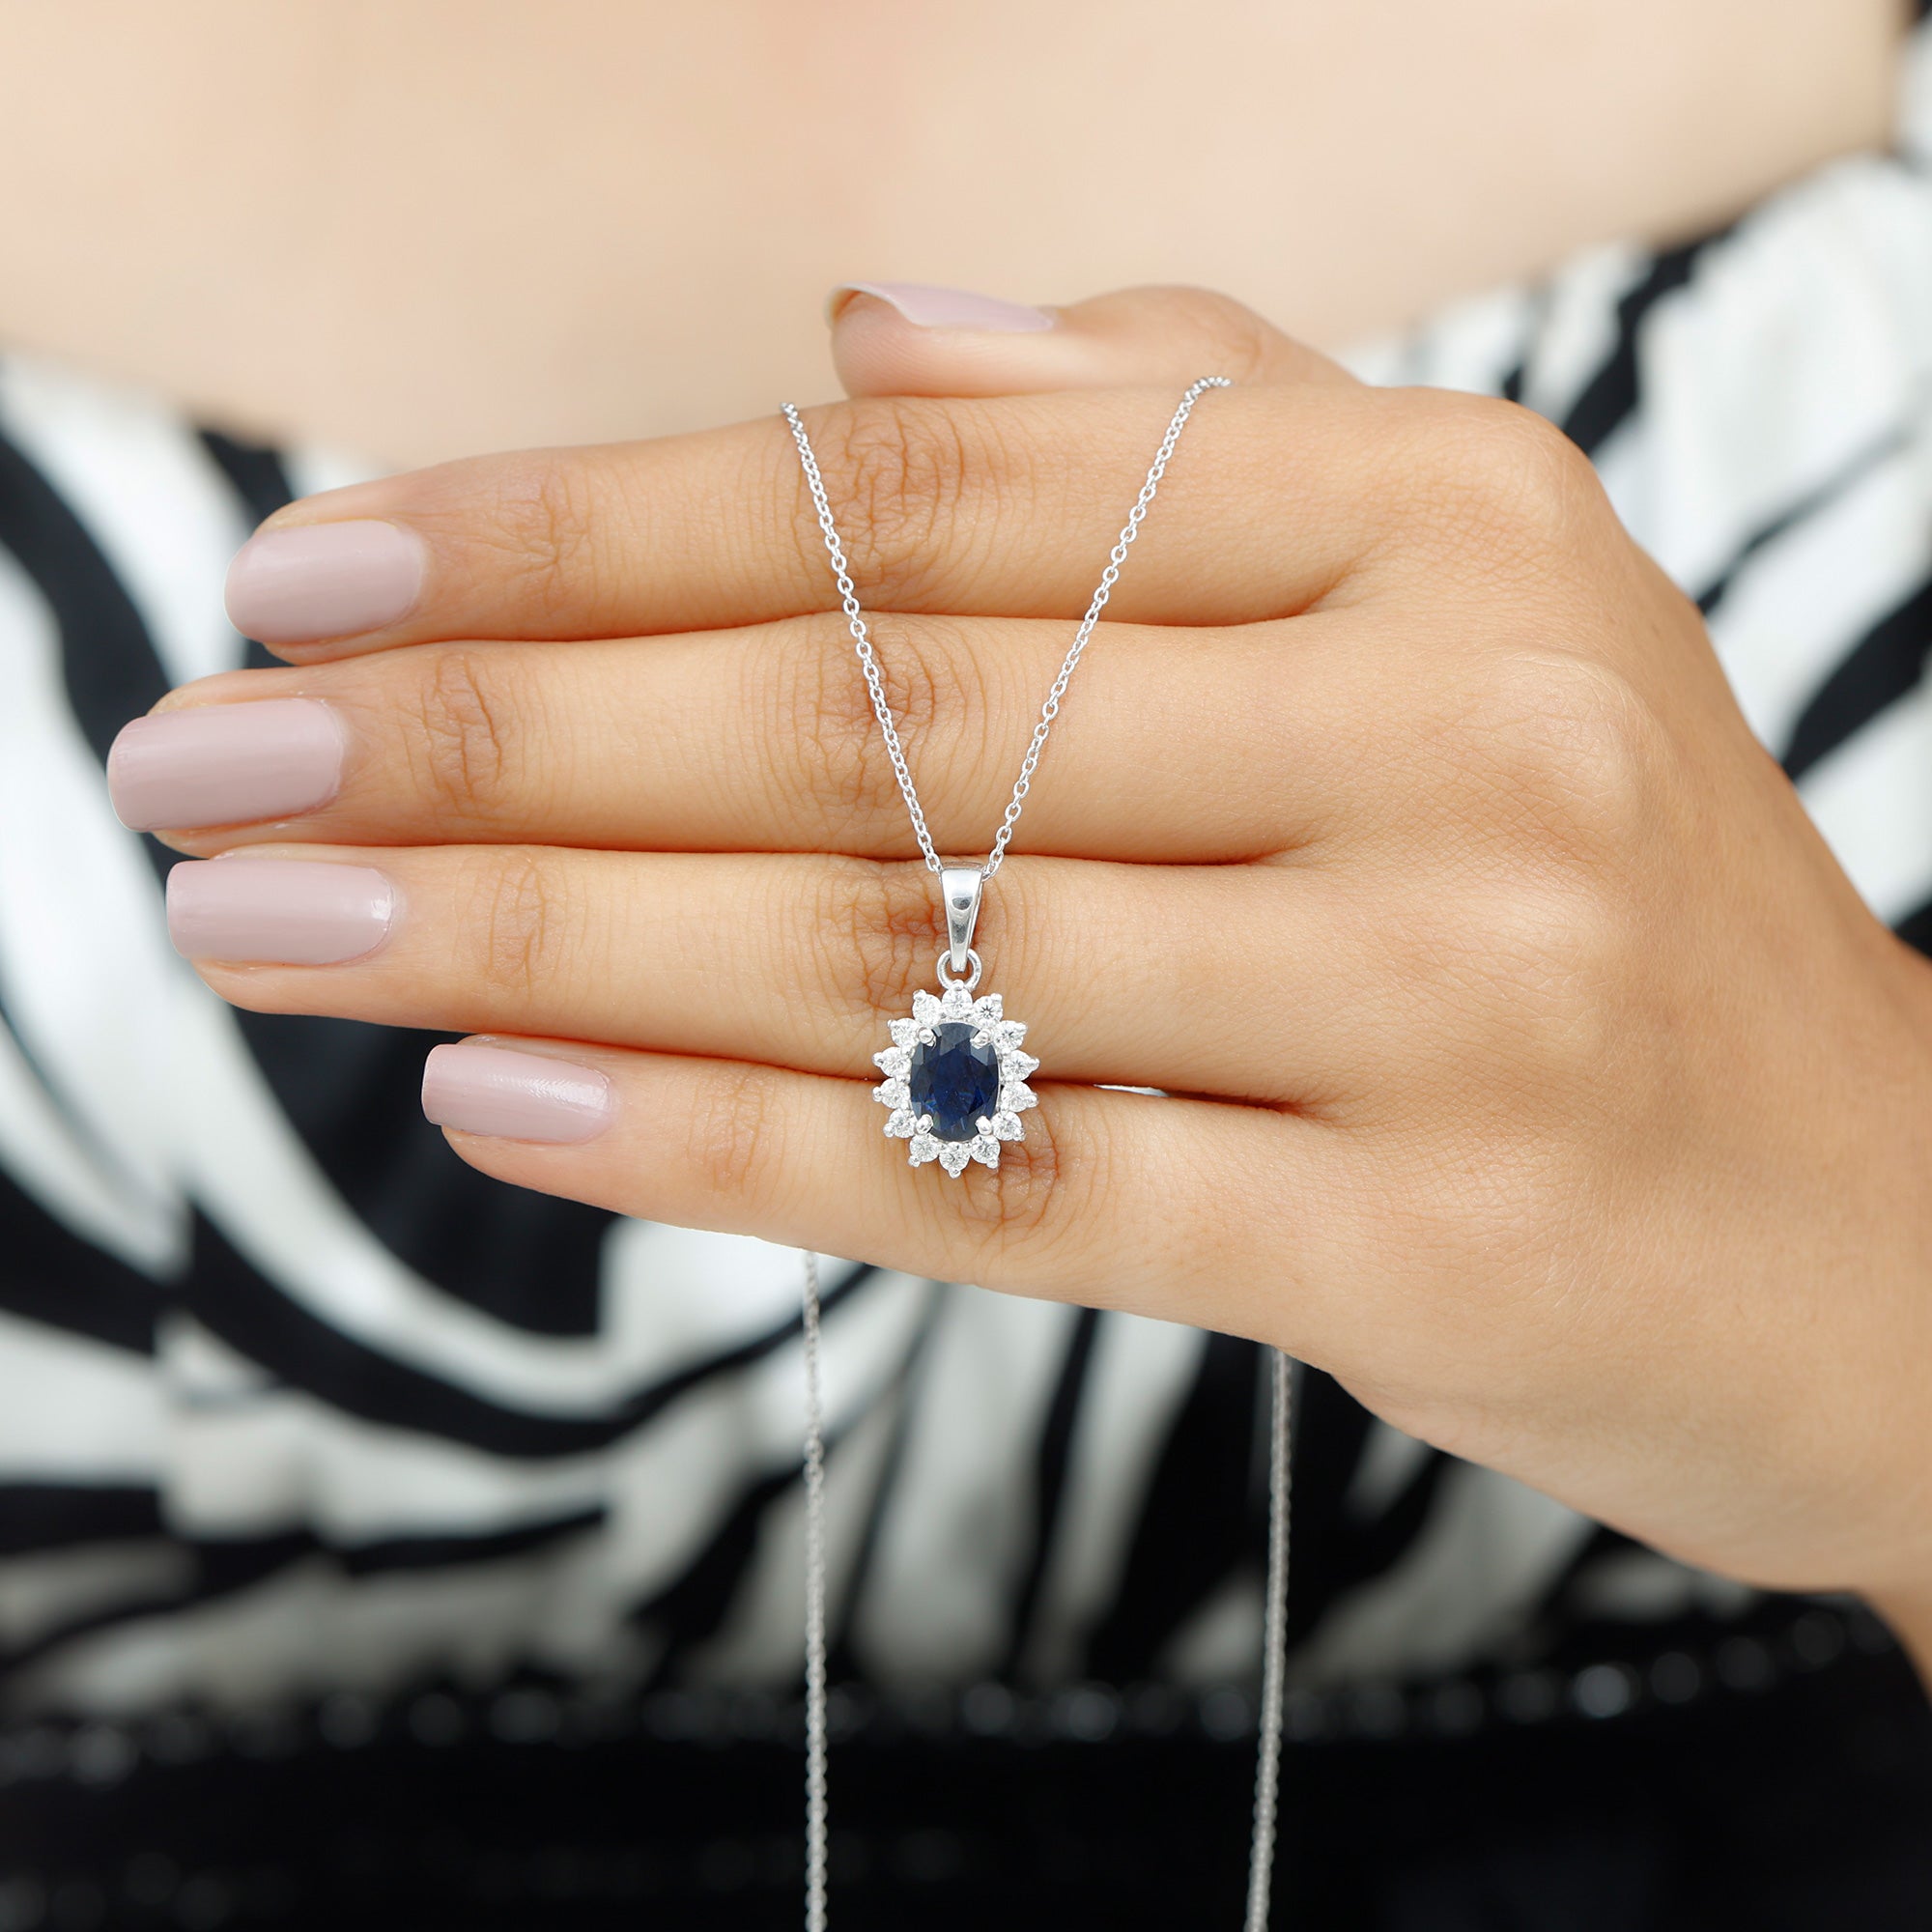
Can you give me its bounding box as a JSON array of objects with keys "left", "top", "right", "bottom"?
[
  {"left": 0, "top": 4, "right": 1929, "bottom": 1927},
  {"left": 0, "top": 0, "right": 1903, "bottom": 460}
]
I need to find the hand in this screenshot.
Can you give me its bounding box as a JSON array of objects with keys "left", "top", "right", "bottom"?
[{"left": 112, "top": 284, "right": 1932, "bottom": 1646}]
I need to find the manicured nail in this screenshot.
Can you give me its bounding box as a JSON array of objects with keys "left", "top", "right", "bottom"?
[
  {"left": 832, "top": 281, "right": 1054, "bottom": 333},
  {"left": 421, "top": 1041, "right": 615, "bottom": 1144},
  {"left": 167, "top": 858, "right": 397, "bottom": 965},
  {"left": 108, "top": 698, "right": 345, "bottom": 832},
  {"left": 224, "top": 519, "right": 427, "bottom": 644}
]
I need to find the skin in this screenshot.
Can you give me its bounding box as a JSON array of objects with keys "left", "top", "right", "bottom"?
[
  {"left": 140, "top": 287, "right": 1932, "bottom": 1680},
  {"left": 0, "top": 0, "right": 1904, "bottom": 463}
]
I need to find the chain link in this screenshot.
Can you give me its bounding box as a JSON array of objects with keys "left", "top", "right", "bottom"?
[{"left": 781, "top": 378, "right": 1230, "bottom": 880}]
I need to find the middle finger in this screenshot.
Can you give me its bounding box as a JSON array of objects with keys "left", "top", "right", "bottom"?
[{"left": 119, "top": 613, "right": 1366, "bottom": 865}]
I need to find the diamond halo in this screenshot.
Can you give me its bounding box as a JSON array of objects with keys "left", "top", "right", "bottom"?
[{"left": 872, "top": 985, "right": 1038, "bottom": 1175}]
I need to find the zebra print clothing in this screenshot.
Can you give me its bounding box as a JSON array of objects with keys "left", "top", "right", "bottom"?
[{"left": 1, "top": 18, "right": 1931, "bottom": 1925}]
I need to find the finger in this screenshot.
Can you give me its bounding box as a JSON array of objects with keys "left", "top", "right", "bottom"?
[
  {"left": 219, "top": 380, "right": 1467, "bottom": 658},
  {"left": 166, "top": 843, "right": 1358, "bottom": 1108},
  {"left": 831, "top": 282, "right": 1355, "bottom": 398},
  {"left": 122, "top": 611, "right": 1367, "bottom": 866},
  {"left": 418, "top": 1035, "right": 1317, "bottom": 1328}
]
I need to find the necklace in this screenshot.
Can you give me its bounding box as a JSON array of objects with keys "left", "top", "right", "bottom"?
[
  {"left": 783, "top": 380, "right": 1228, "bottom": 1174},
  {"left": 782, "top": 384, "right": 1294, "bottom": 1928}
]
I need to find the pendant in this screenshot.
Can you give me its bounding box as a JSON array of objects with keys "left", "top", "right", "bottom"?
[{"left": 870, "top": 866, "right": 1038, "bottom": 1176}]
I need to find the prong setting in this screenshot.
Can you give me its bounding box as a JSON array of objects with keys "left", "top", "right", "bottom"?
[{"left": 875, "top": 985, "right": 1039, "bottom": 1175}]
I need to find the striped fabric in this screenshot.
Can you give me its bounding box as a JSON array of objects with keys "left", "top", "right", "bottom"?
[{"left": 1, "top": 20, "right": 1929, "bottom": 1731}]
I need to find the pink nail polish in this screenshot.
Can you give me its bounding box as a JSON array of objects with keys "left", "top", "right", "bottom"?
[
  {"left": 833, "top": 282, "right": 1054, "bottom": 333},
  {"left": 167, "top": 859, "right": 397, "bottom": 965},
  {"left": 108, "top": 698, "right": 345, "bottom": 832},
  {"left": 224, "top": 520, "right": 427, "bottom": 644},
  {"left": 421, "top": 1041, "right": 615, "bottom": 1144}
]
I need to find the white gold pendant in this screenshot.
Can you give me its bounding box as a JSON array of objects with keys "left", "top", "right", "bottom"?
[
  {"left": 873, "top": 983, "right": 1038, "bottom": 1175},
  {"left": 872, "top": 864, "right": 1037, "bottom": 1175}
]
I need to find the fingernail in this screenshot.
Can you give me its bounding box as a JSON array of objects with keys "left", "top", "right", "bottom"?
[
  {"left": 831, "top": 281, "right": 1054, "bottom": 333},
  {"left": 167, "top": 858, "right": 397, "bottom": 965},
  {"left": 421, "top": 1040, "right": 615, "bottom": 1144},
  {"left": 108, "top": 698, "right": 345, "bottom": 832},
  {"left": 224, "top": 520, "right": 427, "bottom": 644}
]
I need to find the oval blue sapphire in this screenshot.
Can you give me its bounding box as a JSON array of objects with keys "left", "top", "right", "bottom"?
[{"left": 907, "top": 1022, "right": 1000, "bottom": 1143}]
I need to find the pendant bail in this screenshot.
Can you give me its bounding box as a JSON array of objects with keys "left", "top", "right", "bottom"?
[{"left": 939, "top": 866, "right": 984, "bottom": 980}]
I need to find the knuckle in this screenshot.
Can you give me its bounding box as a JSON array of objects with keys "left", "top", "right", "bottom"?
[
  {"left": 1383, "top": 862, "right": 1623, "bottom": 1090},
  {"left": 689, "top": 1061, "right": 782, "bottom": 1207},
  {"left": 1406, "top": 395, "right": 1604, "bottom": 558},
  {"left": 872, "top": 618, "right": 980, "bottom": 772},
  {"left": 1462, "top": 649, "right": 1667, "bottom": 866},
  {"left": 468, "top": 849, "right": 572, "bottom": 1006},
  {"left": 759, "top": 616, "right": 878, "bottom": 832},
  {"left": 1161, "top": 286, "right": 1285, "bottom": 384},
  {"left": 810, "top": 861, "right": 942, "bottom": 1021},
  {"left": 1449, "top": 873, "right": 1628, "bottom": 1089},
  {"left": 484, "top": 452, "right": 606, "bottom": 622},
  {"left": 1403, "top": 654, "right": 1669, "bottom": 1091},
  {"left": 407, "top": 648, "right": 520, "bottom": 820},
  {"left": 768, "top": 615, "right": 983, "bottom": 843},
  {"left": 810, "top": 399, "right": 972, "bottom": 604}
]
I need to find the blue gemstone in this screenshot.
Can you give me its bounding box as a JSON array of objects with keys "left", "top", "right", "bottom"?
[{"left": 907, "top": 1022, "right": 1000, "bottom": 1143}]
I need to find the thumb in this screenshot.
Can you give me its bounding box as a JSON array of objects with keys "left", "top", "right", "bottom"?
[{"left": 829, "top": 281, "right": 1354, "bottom": 398}]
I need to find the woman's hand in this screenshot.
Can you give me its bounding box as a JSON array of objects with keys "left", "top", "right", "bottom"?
[{"left": 110, "top": 285, "right": 1932, "bottom": 1641}]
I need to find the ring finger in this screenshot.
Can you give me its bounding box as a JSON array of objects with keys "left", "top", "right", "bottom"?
[{"left": 165, "top": 843, "right": 1359, "bottom": 1106}]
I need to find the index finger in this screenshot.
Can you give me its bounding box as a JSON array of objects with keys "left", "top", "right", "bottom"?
[{"left": 221, "top": 383, "right": 1450, "bottom": 658}]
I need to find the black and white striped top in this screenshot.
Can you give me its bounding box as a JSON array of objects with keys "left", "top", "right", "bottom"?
[{"left": 2, "top": 21, "right": 1929, "bottom": 1754}]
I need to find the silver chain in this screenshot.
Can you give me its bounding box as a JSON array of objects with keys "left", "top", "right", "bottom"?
[
  {"left": 788, "top": 380, "right": 1291, "bottom": 1926},
  {"left": 800, "top": 1258, "right": 1293, "bottom": 1930},
  {"left": 1247, "top": 1346, "right": 1293, "bottom": 1932},
  {"left": 800, "top": 1253, "right": 830, "bottom": 1932},
  {"left": 781, "top": 378, "right": 1231, "bottom": 880}
]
